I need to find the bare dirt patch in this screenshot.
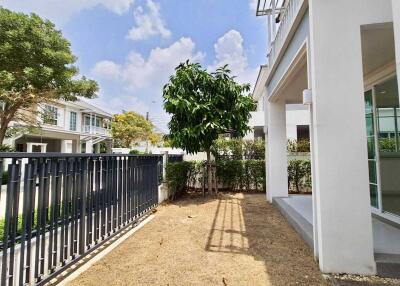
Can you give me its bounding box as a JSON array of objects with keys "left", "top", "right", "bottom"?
[{"left": 68, "top": 193, "right": 328, "bottom": 286}]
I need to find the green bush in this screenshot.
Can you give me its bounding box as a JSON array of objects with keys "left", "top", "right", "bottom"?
[
  {"left": 216, "top": 159, "right": 265, "bottom": 191},
  {"left": 165, "top": 162, "right": 195, "bottom": 200},
  {"left": 379, "top": 138, "right": 396, "bottom": 152},
  {"left": 216, "top": 160, "right": 243, "bottom": 190},
  {"left": 287, "top": 139, "right": 310, "bottom": 153},
  {"left": 288, "top": 159, "right": 311, "bottom": 193},
  {"left": 0, "top": 145, "right": 15, "bottom": 152},
  {"left": 129, "top": 149, "right": 140, "bottom": 154},
  {"left": 212, "top": 138, "right": 265, "bottom": 160},
  {"left": 2, "top": 171, "right": 8, "bottom": 185}
]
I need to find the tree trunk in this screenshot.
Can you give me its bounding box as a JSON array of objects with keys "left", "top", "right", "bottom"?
[
  {"left": 0, "top": 125, "right": 7, "bottom": 146},
  {"left": 206, "top": 150, "right": 213, "bottom": 195}
]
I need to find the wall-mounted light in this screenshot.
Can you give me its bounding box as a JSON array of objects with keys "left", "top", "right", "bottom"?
[{"left": 303, "top": 89, "right": 313, "bottom": 105}]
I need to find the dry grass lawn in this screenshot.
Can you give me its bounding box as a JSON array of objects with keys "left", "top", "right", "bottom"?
[{"left": 68, "top": 193, "right": 328, "bottom": 286}]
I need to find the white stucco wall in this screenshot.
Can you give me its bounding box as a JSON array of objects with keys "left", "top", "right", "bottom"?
[
  {"left": 286, "top": 109, "right": 310, "bottom": 140},
  {"left": 308, "top": 0, "right": 393, "bottom": 275}
]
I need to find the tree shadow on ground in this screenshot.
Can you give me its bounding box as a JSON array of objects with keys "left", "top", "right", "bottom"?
[{"left": 204, "top": 192, "right": 327, "bottom": 286}]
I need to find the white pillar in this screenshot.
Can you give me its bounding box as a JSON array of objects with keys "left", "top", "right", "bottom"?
[
  {"left": 306, "top": 37, "right": 319, "bottom": 260},
  {"left": 266, "top": 99, "right": 288, "bottom": 203},
  {"left": 309, "top": 0, "right": 378, "bottom": 275},
  {"left": 26, "top": 143, "right": 33, "bottom": 153},
  {"left": 393, "top": 0, "right": 400, "bottom": 98},
  {"left": 85, "top": 140, "right": 93, "bottom": 154},
  {"left": 162, "top": 151, "right": 168, "bottom": 182},
  {"left": 61, "top": 140, "right": 73, "bottom": 153}
]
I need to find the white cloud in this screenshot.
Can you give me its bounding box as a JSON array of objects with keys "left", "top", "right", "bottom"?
[
  {"left": 0, "top": 0, "right": 134, "bottom": 26},
  {"left": 127, "top": 0, "right": 171, "bottom": 41},
  {"left": 211, "top": 30, "right": 248, "bottom": 74},
  {"left": 92, "top": 37, "right": 204, "bottom": 91},
  {"left": 91, "top": 37, "right": 204, "bottom": 129},
  {"left": 209, "top": 29, "right": 258, "bottom": 87},
  {"left": 92, "top": 61, "right": 122, "bottom": 80},
  {"left": 92, "top": 93, "right": 149, "bottom": 115}
]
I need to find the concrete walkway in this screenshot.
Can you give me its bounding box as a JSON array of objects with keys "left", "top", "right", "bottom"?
[{"left": 67, "top": 193, "right": 327, "bottom": 286}]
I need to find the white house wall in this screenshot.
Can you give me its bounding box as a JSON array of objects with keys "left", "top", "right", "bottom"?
[
  {"left": 308, "top": 0, "right": 393, "bottom": 275},
  {"left": 286, "top": 108, "right": 309, "bottom": 140},
  {"left": 267, "top": 11, "right": 310, "bottom": 97}
]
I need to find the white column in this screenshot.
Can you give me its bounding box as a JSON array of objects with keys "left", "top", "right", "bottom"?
[
  {"left": 309, "top": 0, "right": 377, "bottom": 275},
  {"left": 85, "top": 140, "right": 93, "bottom": 154},
  {"left": 306, "top": 37, "right": 319, "bottom": 260},
  {"left": 266, "top": 99, "right": 288, "bottom": 203},
  {"left": 393, "top": 0, "right": 400, "bottom": 98},
  {"left": 26, "top": 143, "right": 33, "bottom": 153},
  {"left": 162, "top": 151, "right": 168, "bottom": 182},
  {"left": 61, "top": 140, "right": 73, "bottom": 153}
]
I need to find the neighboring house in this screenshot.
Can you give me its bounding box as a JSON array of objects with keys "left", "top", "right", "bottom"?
[
  {"left": 256, "top": 0, "right": 400, "bottom": 277},
  {"left": 4, "top": 99, "right": 112, "bottom": 153},
  {"left": 247, "top": 65, "right": 310, "bottom": 141}
]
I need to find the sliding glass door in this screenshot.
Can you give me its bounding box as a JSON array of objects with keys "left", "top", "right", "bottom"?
[
  {"left": 375, "top": 76, "right": 400, "bottom": 217},
  {"left": 364, "top": 75, "right": 400, "bottom": 217},
  {"left": 364, "top": 89, "right": 379, "bottom": 208}
]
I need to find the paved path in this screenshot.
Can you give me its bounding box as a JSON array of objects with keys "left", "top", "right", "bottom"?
[{"left": 68, "top": 193, "right": 327, "bottom": 286}]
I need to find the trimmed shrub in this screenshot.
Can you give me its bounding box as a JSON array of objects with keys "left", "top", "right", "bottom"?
[
  {"left": 212, "top": 138, "right": 265, "bottom": 160},
  {"left": 0, "top": 145, "right": 15, "bottom": 152},
  {"left": 288, "top": 159, "right": 311, "bottom": 193},
  {"left": 165, "top": 162, "right": 195, "bottom": 200},
  {"left": 2, "top": 171, "right": 8, "bottom": 185},
  {"left": 287, "top": 139, "right": 310, "bottom": 153},
  {"left": 216, "top": 159, "right": 265, "bottom": 191},
  {"left": 216, "top": 160, "right": 243, "bottom": 190}
]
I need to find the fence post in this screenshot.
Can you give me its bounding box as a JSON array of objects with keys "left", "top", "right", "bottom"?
[{"left": 162, "top": 151, "right": 168, "bottom": 182}]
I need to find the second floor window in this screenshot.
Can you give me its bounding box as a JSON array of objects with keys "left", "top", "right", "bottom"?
[
  {"left": 70, "top": 111, "right": 77, "bottom": 131},
  {"left": 42, "top": 105, "right": 58, "bottom": 125}
]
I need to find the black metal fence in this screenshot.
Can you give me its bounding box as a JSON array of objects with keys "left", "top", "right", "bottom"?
[
  {"left": 168, "top": 155, "right": 184, "bottom": 163},
  {"left": 0, "top": 153, "right": 162, "bottom": 286}
]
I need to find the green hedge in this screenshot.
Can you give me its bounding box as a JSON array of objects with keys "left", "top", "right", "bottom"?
[
  {"left": 216, "top": 160, "right": 265, "bottom": 191},
  {"left": 165, "top": 158, "right": 311, "bottom": 197},
  {"left": 211, "top": 138, "right": 265, "bottom": 160},
  {"left": 288, "top": 159, "right": 311, "bottom": 193},
  {"left": 165, "top": 161, "right": 195, "bottom": 200}
]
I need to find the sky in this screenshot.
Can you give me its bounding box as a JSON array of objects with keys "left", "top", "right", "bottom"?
[{"left": 1, "top": 0, "right": 267, "bottom": 132}]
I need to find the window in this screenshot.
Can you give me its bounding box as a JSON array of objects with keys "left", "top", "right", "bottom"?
[
  {"left": 42, "top": 105, "right": 58, "bottom": 125},
  {"left": 296, "top": 125, "right": 310, "bottom": 141},
  {"left": 70, "top": 111, "right": 77, "bottom": 131}
]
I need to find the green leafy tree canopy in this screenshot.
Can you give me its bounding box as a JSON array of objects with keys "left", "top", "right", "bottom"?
[
  {"left": 111, "top": 111, "right": 154, "bottom": 148},
  {"left": 163, "top": 61, "right": 256, "bottom": 155},
  {"left": 0, "top": 8, "right": 98, "bottom": 144}
]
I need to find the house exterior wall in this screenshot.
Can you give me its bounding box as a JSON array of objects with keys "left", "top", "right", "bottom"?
[
  {"left": 308, "top": 0, "right": 393, "bottom": 275},
  {"left": 267, "top": 11, "right": 309, "bottom": 97},
  {"left": 286, "top": 108, "right": 309, "bottom": 140},
  {"left": 8, "top": 100, "right": 112, "bottom": 153}
]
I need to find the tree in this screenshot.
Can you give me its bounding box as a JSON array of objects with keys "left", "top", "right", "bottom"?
[
  {"left": 163, "top": 61, "right": 256, "bottom": 194},
  {"left": 111, "top": 111, "right": 154, "bottom": 148},
  {"left": 0, "top": 8, "right": 98, "bottom": 145}
]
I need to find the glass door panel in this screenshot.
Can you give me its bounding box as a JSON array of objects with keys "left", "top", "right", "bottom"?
[
  {"left": 364, "top": 90, "right": 379, "bottom": 208},
  {"left": 376, "top": 76, "right": 400, "bottom": 217}
]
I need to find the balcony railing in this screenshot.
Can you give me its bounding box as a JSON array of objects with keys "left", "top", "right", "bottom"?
[
  {"left": 82, "top": 125, "right": 111, "bottom": 136},
  {"left": 268, "top": 0, "right": 303, "bottom": 69},
  {"left": 0, "top": 153, "right": 165, "bottom": 285}
]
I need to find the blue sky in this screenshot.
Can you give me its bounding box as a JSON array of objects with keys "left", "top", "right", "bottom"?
[{"left": 1, "top": 0, "right": 267, "bottom": 132}]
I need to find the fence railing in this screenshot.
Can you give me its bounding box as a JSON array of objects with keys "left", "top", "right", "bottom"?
[
  {"left": 268, "top": 0, "right": 303, "bottom": 69},
  {"left": 0, "top": 153, "right": 162, "bottom": 286}
]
